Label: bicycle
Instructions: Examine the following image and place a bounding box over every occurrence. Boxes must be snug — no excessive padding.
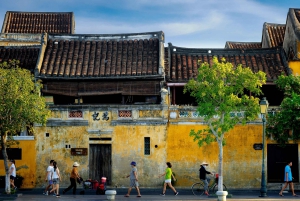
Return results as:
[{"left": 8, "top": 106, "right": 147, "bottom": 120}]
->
[{"left": 191, "top": 174, "right": 227, "bottom": 196}]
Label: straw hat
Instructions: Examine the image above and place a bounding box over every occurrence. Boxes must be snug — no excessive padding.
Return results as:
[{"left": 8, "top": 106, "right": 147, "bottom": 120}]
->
[
  {"left": 201, "top": 161, "right": 208, "bottom": 165},
  {"left": 73, "top": 162, "right": 80, "bottom": 167}
]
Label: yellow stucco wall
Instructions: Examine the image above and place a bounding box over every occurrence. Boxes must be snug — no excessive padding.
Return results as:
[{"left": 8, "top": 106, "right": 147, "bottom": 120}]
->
[
  {"left": 112, "top": 125, "right": 167, "bottom": 187},
  {"left": 167, "top": 124, "right": 264, "bottom": 188},
  {"left": 289, "top": 61, "right": 300, "bottom": 75},
  {"left": 9, "top": 105, "right": 292, "bottom": 189},
  {"left": 0, "top": 139, "right": 36, "bottom": 188},
  {"left": 34, "top": 125, "right": 90, "bottom": 188}
]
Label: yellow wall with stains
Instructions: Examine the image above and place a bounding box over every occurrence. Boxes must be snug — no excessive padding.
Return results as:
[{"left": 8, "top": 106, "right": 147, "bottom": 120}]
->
[
  {"left": 34, "top": 125, "right": 90, "bottom": 188},
  {"left": 0, "top": 139, "right": 37, "bottom": 188},
  {"left": 2, "top": 106, "right": 281, "bottom": 189},
  {"left": 289, "top": 61, "right": 300, "bottom": 75},
  {"left": 112, "top": 125, "right": 167, "bottom": 187},
  {"left": 166, "top": 124, "right": 264, "bottom": 188}
]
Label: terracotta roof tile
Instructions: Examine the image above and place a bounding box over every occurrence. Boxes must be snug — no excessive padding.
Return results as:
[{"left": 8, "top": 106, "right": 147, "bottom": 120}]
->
[
  {"left": 1, "top": 11, "right": 75, "bottom": 34},
  {"left": 39, "top": 32, "right": 164, "bottom": 79},
  {"left": 295, "top": 9, "right": 300, "bottom": 23},
  {"left": 225, "top": 42, "right": 262, "bottom": 49},
  {"left": 167, "top": 45, "right": 290, "bottom": 82},
  {"left": 0, "top": 46, "right": 40, "bottom": 72},
  {"left": 262, "top": 23, "right": 285, "bottom": 48}
]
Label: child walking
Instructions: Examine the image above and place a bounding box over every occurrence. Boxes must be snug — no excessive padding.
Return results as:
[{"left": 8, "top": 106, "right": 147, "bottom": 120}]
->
[
  {"left": 159, "top": 162, "right": 178, "bottom": 196},
  {"left": 124, "top": 161, "right": 141, "bottom": 197}
]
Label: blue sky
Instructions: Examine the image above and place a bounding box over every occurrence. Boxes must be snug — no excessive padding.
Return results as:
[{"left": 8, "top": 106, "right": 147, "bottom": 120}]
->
[{"left": 0, "top": 0, "right": 298, "bottom": 48}]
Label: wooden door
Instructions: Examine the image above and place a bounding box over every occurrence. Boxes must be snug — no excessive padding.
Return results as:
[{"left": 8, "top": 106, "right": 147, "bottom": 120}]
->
[
  {"left": 89, "top": 144, "right": 111, "bottom": 185},
  {"left": 267, "top": 144, "right": 298, "bottom": 183}
]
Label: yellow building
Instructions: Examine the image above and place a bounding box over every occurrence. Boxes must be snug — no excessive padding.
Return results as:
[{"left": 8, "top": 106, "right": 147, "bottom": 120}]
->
[{"left": 1, "top": 8, "right": 300, "bottom": 190}]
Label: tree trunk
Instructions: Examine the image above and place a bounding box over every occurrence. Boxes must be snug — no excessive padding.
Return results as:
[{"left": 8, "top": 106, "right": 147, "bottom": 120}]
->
[
  {"left": 218, "top": 140, "right": 224, "bottom": 191},
  {"left": 1, "top": 132, "right": 11, "bottom": 194}
]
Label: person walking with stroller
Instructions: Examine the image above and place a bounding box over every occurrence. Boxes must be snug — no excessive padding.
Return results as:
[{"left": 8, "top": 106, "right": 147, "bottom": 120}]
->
[
  {"left": 124, "top": 161, "right": 141, "bottom": 197},
  {"left": 159, "top": 162, "right": 178, "bottom": 196},
  {"left": 63, "top": 162, "right": 80, "bottom": 195},
  {"left": 200, "top": 161, "right": 214, "bottom": 196}
]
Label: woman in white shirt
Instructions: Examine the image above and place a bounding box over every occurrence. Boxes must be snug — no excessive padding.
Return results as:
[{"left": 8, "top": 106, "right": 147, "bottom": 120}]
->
[
  {"left": 9, "top": 159, "right": 17, "bottom": 190},
  {"left": 49, "top": 161, "right": 62, "bottom": 197}
]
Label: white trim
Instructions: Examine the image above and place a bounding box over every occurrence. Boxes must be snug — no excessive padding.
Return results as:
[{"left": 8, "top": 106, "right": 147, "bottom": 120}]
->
[{"left": 13, "top": 136, "right": 34, "bottom": 140}]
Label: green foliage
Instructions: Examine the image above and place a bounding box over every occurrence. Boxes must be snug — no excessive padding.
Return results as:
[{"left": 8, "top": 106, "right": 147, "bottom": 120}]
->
[
  {"left": 184, "top": 57, "right": 266, "bottom": 146},
  {"left": 0, "top": 60, "right": 50, "bottom": 193},
  {"left": 0, "top": 60, "right": 50, "bottom": 141},
  {"left": 266, "top": 75, "right": 300, "bottom": 144}
]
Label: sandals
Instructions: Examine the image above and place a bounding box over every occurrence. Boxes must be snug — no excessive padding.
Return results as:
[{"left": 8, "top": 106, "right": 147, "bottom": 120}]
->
[
  {"left": 279, "top": 193, "right": 284, "bottom": 196},
  {"left": 124, "top": 194, "right": 130, "bottom": 197},
  {"left": 137, "top": 195, "right": 142, "bottom": 197},
  {"left": 293, "top": 194, "right": 298, "bottom": 197}
]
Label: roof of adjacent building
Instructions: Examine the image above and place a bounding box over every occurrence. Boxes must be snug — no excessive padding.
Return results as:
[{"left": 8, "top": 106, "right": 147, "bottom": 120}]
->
[
  {"left": 0, "top": 46, "right": 40, "bottom": 72},
  {"left": 38, "top": 31, "right": 164, "bottom": 79},
  {"left": 262, "top": 23, "right": 286, "bottom": 48},
  {"left": 294, "top": 9, "right": 300, "bottom": 23},
  {"left": 225, "top": 42, "right": 262, "bottom": 49},
  {"left": 167, "top": 43, "right": 290, "bottom": 82},
  {"left": 1, "top": 11, "right": 75, "bottom": 34}
]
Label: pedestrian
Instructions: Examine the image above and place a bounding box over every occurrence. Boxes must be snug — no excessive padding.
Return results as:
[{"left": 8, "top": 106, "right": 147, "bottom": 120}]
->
[
  {"left": 43, "top": 160, "right": 54, "bottom": 195},
  {"left": 279, "top": 161, "right": 298, "bottom": 197},
  {"left": 199, "top": 161, "right": 214, "bottom": 196},
  {"left": 124, "top": 161, "right": 142, "bottom": 197},
  {"left": 49, "top": 161, "right": 62, "bottom": 197},
  {"left": 9, "top": 159, "right": 17, "bottom": 190},
  {"left": 159, "top": 162, "right": 178, "bottom": 196},
  {"left": 63, "top": 162, "right": 80, "bottom": 195}
]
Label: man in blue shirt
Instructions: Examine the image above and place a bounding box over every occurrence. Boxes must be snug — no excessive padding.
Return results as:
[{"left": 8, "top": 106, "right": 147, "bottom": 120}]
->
[{"left": 279, "top": 161, "right": 298, "bottom": 197}]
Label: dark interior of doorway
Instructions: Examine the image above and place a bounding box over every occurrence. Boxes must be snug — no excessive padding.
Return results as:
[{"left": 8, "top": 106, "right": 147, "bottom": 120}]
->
[
  {"left": 89, "top": 144, "right": 111, "bottom": 185},
  {"left": 267, "top": 144, "right": 299, "bottom": 183}
]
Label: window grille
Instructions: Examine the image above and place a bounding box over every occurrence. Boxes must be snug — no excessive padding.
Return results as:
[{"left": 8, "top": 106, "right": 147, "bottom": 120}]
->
[
  {"left": 69, "top": 110, "right": 83, "bottom": 118},
  {"left": 118, "top": 110, "right": 132, "bottom": 118},
  {"left": 144, "top": 137, "right": 150, "bottom": 155}
]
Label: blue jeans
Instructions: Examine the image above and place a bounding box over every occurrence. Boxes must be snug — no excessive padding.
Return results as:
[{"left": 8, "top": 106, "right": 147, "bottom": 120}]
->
[{"left": 201, "top": 178, "right": 211, "bottom": 191}]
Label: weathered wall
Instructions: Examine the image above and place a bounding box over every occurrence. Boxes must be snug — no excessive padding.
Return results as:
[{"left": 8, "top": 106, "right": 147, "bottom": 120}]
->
[
  {"left": 167, "top": 123, "right": 263, "bottom": 188},
  {"left": 112, "top": 124, "right": 167, "bottom": 187},
  {"left": 289, "top": 61, "right": 300, "bottom": 75},
  {"left": 0, "top": 139, "right": 36, "bottom": 188},
  {"left": 34, "top": 125, "right": 90, "bottom": 188}
]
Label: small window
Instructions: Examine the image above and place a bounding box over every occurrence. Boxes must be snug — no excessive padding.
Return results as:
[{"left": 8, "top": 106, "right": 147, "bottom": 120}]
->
[
  {"left": 144, "top": 137, "right": 150, "bottom": 155},
  {"left": 0, "top": 148, "right": 22, "bottom": 160}
]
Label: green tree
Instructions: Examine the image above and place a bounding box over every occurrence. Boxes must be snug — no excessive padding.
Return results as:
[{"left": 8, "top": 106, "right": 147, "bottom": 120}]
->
[
  {"left": 266, "top": 74, "right": 300, "bottom": 144},
  {"left": 0, "top": 60, "right": 50, "bottom": 194},
  {"left": 184, "top": 57, "right": 266, "bottom": 192}
]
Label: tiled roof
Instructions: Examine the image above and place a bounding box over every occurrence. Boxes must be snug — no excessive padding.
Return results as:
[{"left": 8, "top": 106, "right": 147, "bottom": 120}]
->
[
  {"left": 164, "top": 47, "right": 169, "bottom": 79},
  {"left": 0, "top": 46, "right": 40, "bottom": 72},
  {"left": 225, "top": 42, "right": 262, "bottom": 49},
  {"left": 262, "top": 23, "right": 286, "bottom": 48},
  {"left": 0, "top": 33, "right": 42, "bottom": 46},
  {"left": 166, "top": 44, "right": 290, "bottom": 82},
  {"left": 295, "top": 9, "right": 300, "bottom": 23},
  {"left": 1, "top": 11, "right": 75, "bottom": 34},
  {"left": 38, "top": 32, "right": 164, "bottom": 79}
]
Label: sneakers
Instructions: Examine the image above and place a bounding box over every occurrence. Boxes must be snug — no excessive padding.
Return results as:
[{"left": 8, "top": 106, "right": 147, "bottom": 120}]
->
[
  {"left": 44, "top": 191, "right": 49, "bottom": 195},
  {"left": 14, "top": 187, "right": 17, "bottom": 190},
  {"left": 160, "top": 193, "right": 165, "bottom": 196},
  {"left": 56, "top": 194, "right": 60, "bottom": 197},
  {"left": 174, "top": 191, "right": 179, "bottom": 196},
  {"left": 53, "top": 193, "right": 56, "bottom": 196}
]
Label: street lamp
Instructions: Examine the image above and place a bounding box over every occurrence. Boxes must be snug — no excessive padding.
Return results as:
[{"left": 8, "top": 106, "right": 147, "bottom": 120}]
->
[{"left": 259, "top": 97, "right": 268, "bottom": 197}]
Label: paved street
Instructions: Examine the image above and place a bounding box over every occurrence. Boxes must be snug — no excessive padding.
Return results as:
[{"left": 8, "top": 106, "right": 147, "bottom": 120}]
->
[{"left": 1, "top": 188, "right": 300, "bottom": 201}]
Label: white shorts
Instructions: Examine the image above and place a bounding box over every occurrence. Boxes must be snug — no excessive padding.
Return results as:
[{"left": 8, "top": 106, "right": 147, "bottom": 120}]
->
[{"left": 165, "top": 179, "right": 171, "bottom": 183}]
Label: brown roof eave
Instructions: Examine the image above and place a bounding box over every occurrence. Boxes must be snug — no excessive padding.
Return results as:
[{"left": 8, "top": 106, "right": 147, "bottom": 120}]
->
[{"left": 36, "top": 75, "right": 164, "bottom": 80}]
